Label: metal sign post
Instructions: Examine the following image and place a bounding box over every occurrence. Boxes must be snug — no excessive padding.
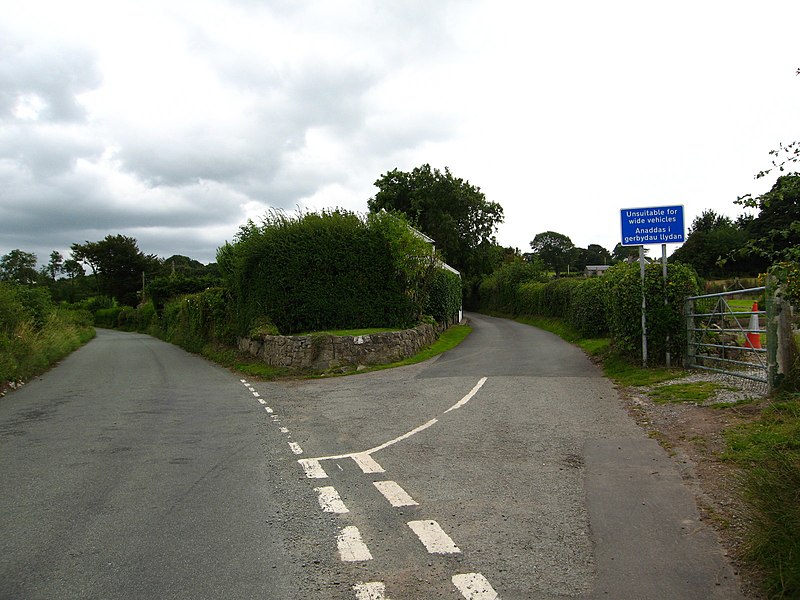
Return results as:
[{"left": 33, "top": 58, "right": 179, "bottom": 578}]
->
[
  {"left": 639, "top": 245, "right": 647, "bottom": 367},
  {"left": 621, "top": 206, "right": 685, "bottom": 368}
]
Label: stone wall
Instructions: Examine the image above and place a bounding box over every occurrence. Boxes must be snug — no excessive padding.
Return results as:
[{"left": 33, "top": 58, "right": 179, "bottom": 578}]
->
[{"left": 237, "top": 323, "right": 442, "bottom": 371}]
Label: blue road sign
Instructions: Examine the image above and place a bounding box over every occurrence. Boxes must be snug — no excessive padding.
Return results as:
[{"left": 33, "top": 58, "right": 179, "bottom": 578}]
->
[{"left": 620, "top": 205, "right": 685, "bottom": 246}]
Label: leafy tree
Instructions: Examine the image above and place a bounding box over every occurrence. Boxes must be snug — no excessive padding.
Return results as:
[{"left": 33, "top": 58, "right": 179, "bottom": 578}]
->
[
  {"left": 732, "top": 173, "right": 800, "bottom": 267},
  {"left": 368, "top": 164, "right": 504, "bottom": 278},
  {"left": 611, "top": 243, "right": 645, "bottom": 263},
  {"left": 575, "top": 243, "right": 612, "bottom": 270},
  {"left": 529, "top": 231, "right": 577, "bottom": 276},
  {"left": 0, "top": 250, "right": 39, "bottom": 284},
  {"left": 71, "top": 235, "right": 161, "bottom": 306},
  {"left": 63, "top": 258, "right": 85, "bottom": 279},
  {"left": 159, "top": 255, "right": 219, "bottom": 278},
  {"left": 670, "top": 210, "right": 753, "bottom": 277},
  {"left": 42, "top": 251, "right": 64, "bottom": 281}
]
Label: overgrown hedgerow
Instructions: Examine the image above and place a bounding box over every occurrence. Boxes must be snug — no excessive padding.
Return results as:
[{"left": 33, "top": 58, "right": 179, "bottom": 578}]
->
[
  {"left": 0, "top": 282, "right": 95, "bottom": 384},
  {"left": 218, "top": 209, "right": 441, "bottom": 335}
]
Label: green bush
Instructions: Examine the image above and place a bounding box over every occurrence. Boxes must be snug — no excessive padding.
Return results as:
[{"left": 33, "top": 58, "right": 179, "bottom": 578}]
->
[
  {"left": 219, "top": 209, "right": 437, "bottom": 335},
  {"left": 0, "top": 282, "right": 95, "bottom": 383},
  {"left": 603, "top": 262, "right": 699, "bottom": 363},
  {"left": 146, "top": 274, "right": 221, "bottom": 310},
  {"left": 479, "top": 261, "right": 547, "bottom": 313},
  {"left": 94, "top": 306, "right": 125, "bottom": 328},
  {"left": 159, "top": 288, "right": 234, "bottom": 352},
  {"left": 425, "top": 269, "right": 462, "bottom": 325},
  {"left": 570, "top": 277, "right": 609, "bottom": 337}
]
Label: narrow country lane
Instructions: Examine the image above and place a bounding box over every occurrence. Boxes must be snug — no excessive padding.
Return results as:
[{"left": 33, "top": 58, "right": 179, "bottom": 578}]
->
[
  {"left": 0, "top": 329, "right": 338, "bottom": 600},
  {"left": 1, "top": 316, "right": 744, "bottom": 599}
]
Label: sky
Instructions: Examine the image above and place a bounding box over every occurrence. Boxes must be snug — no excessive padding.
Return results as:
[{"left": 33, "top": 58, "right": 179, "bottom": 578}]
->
[{"left": 1, "top": 0, "right": 799, "bottom": 266}]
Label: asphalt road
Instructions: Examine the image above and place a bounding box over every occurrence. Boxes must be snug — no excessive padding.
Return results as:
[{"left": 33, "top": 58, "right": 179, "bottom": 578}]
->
[{"left": 0, "top": 314, "right": 744, "bottom": 599}]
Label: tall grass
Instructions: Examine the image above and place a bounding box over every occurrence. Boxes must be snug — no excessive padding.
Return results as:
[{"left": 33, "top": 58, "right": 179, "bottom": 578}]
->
[
  {"left": 725, "top": 398, "right": 800, "bottom": 598},
  {"left": 1, "top": 283, "right": 95, "bottom": 384}
]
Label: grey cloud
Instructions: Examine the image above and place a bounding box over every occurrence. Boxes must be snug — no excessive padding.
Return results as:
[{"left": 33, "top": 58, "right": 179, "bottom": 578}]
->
[
  {"left": 0, "top": 31, "right": 101, "bottom": 123},
  {"left": 0, "top": 123, "right": 104, "bottom": 177}
]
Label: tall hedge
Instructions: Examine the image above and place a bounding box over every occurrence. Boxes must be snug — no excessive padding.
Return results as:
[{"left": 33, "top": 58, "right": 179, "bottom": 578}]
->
[
  {"left": 425, "top": 269, "right": 462, "bottom": 325},
  {"left": 603, "top": 262, "right": 699, "bottom": 362},
  {"left": 479, "top": 260, "right": 547, "bottom": 314},
  {"left": 159, "top": 288, "right": 234, "bottom": 352},
  {"left": 218, "top": 209, "right": 438, "bottom": 335}
]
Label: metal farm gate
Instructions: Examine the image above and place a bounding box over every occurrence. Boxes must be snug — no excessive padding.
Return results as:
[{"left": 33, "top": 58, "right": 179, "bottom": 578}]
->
[{"left": 685, "top": 287, "right": 769, "bottom": 386}]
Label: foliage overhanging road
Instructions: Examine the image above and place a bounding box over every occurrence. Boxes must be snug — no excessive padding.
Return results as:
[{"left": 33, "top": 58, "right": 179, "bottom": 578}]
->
[{"left": 0, "top": 316, "right": 744, "bottom": 599}]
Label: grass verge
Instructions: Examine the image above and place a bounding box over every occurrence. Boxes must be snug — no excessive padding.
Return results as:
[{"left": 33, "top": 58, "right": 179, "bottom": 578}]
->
[
  {"left": 722, "top": 395, "right": 800, "bottom": 598},
  {"left": 295, "top": 327, "right": 398, "bottom": 337},
  {"left": 1, "top": 308, "right": 96, "bottom": 391},
  {"left": 200, "top": 345, "right": 290, "bottom": 380}
]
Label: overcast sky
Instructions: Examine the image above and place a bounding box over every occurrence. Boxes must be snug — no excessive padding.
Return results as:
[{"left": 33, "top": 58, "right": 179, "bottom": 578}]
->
[{"left": 2, "top": 0, "right": 799, "bottom": 266}]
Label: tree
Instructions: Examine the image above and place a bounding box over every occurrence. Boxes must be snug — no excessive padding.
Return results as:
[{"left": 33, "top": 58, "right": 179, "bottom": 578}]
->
[
  {"left": 574, "top": 243, "right": 612, "bottom": 270},
  {"left": 529, "top": 231, "right": 577, "bottom": 276},
  {"left": 368, "top": 164, "right": 504, "bottom": 278},
  {"left": 71, "top": 235, "right": 161, "bottom": 306},
  {"left": 42, "top": 251, "right": 64, "bottom": 281},
  {"left": 670, "top": 210, "right": 752, "bottom": 277},
  {"left": 0, "top": 249, "right": 39, "bottom": 284},
  {"left": 732, "top": 173, "right": 800, "bottom": 266},
  {"left": 611, "top": 243, "right": 645, "bottom": 263}
]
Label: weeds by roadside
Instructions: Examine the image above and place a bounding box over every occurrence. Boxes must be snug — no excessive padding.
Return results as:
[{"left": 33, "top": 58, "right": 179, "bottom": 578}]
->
[
  {"left": 1, "top": 282, "right": 95, "bottom": 394},
  {"left": 723, "top": 396, "right": 800, "bottom": 599}
]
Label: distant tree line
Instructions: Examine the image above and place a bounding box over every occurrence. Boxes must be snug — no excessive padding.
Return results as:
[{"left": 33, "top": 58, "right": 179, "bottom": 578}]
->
[{"left": 0, "top": 235, "right": 220, "bottom": 307}]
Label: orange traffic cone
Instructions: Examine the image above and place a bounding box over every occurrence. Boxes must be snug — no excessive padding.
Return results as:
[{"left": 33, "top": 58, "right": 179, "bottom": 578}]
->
[{"left": 745, "top": 302, "right": 761, "bottom": 349}]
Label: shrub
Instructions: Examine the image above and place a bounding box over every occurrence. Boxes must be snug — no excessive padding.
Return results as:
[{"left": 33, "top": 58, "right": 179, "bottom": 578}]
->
[
  {"left": 160, "top": 287, "right": 235, "bottom": 352},
  {"left": 603, "top": 262, "right": 699, "bottom": 363},
  {"left": 0, "top": 282, "right": 95, "bottom": 383},
  {"left": 94, "top": 306, "right": 125, "bottom": 328},
  {"left": 479, "top": 261, "right": 547, "bottom": 313},
  {"left": 425, "top": 269, "right": 462, "bottom": 325},
  {"left": 570, "top": 277, "right": 609, "bottom": 337},
  {"left": 219, "top": 209, "right": 437, "bottom": 335}
]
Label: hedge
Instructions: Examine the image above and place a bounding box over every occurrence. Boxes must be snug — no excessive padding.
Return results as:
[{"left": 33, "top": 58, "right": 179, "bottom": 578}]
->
[
  {"left": 425, "top": 269, "right": 462, "bottom": 325},
  {"left": 602, "top": 262, "right": 699, "bottom": 362},
  {"left": 218, "top": 209, "right": 438, "bottom": 335}
]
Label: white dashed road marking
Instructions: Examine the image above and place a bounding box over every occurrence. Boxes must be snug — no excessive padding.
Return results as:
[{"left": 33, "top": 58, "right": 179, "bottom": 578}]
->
[
  {"left": 314, "top": 486, "right": 349, "bottom": 513},
  {"left": 352, "top": 453, "right": 385, "bottom": 474},
  {"left": 373, "top": 481, "right": 418, "bottom": 507},
  {"left": 299, "top": 458, "right": 328, "bottom": 479},
  {"left": 353, "top": 581, "right": 390, "bottom": 599},
  {"left": 337, "top": 526, "right": 373, "bottom": 562},
  {"left": 452, "top": 573, "right": 500, "bottom": 599},
  {"left": 407, "top": 520, "right": 461, "bottom": 554},
  {"left": 241, "top": 378, "right": 499, "bottom": 596}
]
